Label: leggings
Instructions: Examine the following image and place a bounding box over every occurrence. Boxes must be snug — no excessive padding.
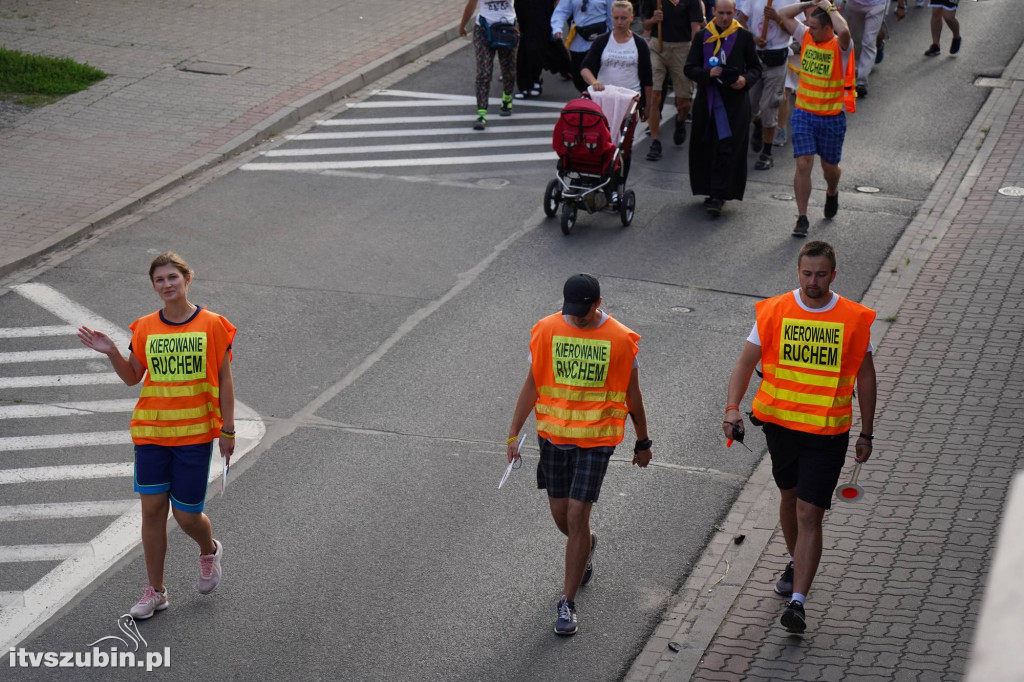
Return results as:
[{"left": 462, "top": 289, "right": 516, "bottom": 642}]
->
[{"left": 474, "top": 25, "right": 517, "bottom": 110}]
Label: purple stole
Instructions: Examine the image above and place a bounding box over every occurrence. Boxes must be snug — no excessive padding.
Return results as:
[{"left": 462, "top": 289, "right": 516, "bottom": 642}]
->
[{"left": 703, "top": 32, "right": 739, "bottom": 140}]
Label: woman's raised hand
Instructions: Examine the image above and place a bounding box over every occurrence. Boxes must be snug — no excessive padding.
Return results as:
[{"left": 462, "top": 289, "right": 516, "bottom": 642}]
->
[{"left": 77, "top": 326, "right": 117, "bottom": 356}]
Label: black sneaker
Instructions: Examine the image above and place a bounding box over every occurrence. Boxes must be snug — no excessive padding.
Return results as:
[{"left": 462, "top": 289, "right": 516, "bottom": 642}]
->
[
  {"left": 673, "top": 120, "right": 687, "bottom": 145},
  {"left": 774, "top": 561, "right": 794, "bottom": 596},
  {"left": 856, "top": 84, "right": 867, "bottom": 98},
  {"left": 555, "top": 598, "right": 578, "bottom": 636},
  {"left": 646, "top": 139, "right": 662, "bottom": 161},
  {"left": 824, "top": 191, "right": 839, "bottom": 219},
  {"left": 706, "top": 197, "right": 724, "bottom": 217},
  {"left": 473, "top": 113, "right": 487, "bottom": 131},
  {"left": 500, "top": 94, "right": 512, "bottom": 117},
  {"left": 751, "top": 120, "right": 763, "bottom": 153},
  {"left": 924, "top": 44, "right": 940, "bottom": 57},
  {"left": 792, "top": 215, "right": 809, "bottom": 237},
  {"left": 580, "top": 533, "right": 597, "bottom": 586},
  {"left": 755, "top": 152, "right": 774, "bottom": 170},
  {"left": 951, "top": 36, "right": 961, "bottom": 54},
  {"left": 781, "top": 600, "right": 806, "bottom": 633}
]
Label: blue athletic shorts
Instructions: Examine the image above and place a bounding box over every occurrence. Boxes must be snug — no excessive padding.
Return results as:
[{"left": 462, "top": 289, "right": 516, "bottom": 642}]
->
[
  {"left": 134, "top": 441, "right": 214, "bottom": 513},
  {"left": 537, "top": 437, "right": 615, "bottom": 503},
  {"left": 791, "top": 108, "right": 847, "bottom": 165}
]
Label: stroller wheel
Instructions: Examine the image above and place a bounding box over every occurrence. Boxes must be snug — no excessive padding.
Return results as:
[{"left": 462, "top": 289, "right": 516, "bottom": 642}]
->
[
  {"left": 544, "top": 179, "right": 561, "bottom": 218},
  {"left": 619, "top": 190, "right": 636, "bottom": 227},
  {"left": 560, "top": 202, "right": 577, "bottom": 235}
]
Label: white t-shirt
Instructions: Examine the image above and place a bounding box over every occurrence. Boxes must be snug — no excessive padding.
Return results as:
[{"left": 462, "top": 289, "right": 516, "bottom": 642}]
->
[
  {"left": 738, "top": 0, "right": 800, "bottom": 51},
  {"left": 747, "top": 290, "right": 874, "bottom": 353},
  {"left": 599, "top": 36, "right": 642, "bottom": 94},
  {"left": 477, "top": 0, "right": 516, "bottom": 24}
]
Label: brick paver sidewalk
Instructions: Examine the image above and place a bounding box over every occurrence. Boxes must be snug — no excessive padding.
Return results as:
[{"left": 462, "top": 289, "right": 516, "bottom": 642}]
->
[
  {"left": 0, "top": 0, "right": 464, "bottom": 276},
  {"left": 625, "top": 48, "right": 1024, "bottom": 682}
]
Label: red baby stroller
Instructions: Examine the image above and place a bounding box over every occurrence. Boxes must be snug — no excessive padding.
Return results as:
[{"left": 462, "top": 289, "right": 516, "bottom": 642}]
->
[{"left": 543, "top": 90, "right": 639, "bottom": 235}]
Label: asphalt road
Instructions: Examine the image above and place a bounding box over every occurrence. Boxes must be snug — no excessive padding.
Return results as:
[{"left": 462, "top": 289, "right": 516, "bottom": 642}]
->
[{"left": 3, "top": 4, "right": 1022, "bottom": 680}]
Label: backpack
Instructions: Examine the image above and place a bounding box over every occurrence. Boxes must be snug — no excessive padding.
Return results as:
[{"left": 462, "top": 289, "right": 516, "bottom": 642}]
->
[{"left": 551, "top": 97, "right": 616, "bottom": 174}]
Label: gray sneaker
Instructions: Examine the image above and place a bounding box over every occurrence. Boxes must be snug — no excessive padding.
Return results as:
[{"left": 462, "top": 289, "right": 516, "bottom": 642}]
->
[
  {"left": 198, "top": 539, "right": 222, "bottom": 594},
  {"left": 774, "top": 561, "right": 794, "bottom": 596},
  {"left": 130, "top": 586, "right": 168, "bottom": 620}
]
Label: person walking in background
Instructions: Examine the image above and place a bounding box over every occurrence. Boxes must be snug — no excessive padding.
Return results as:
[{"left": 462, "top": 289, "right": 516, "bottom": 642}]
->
[
  {"left": 506, "top": 274, "right": 652, "bottom": 636},
  {"left": 737, "top": 0, "right": 801, "bottom": 170},
  {"left": 924, "top": 0, "right": 961, "bottom": 57},
  {"left": 460, "top": 0, "right": 519, "bottom": 130},
  {"left": 515, "top": 0, "right": 563, "bottom": 98},
  {"left": 639, "top": 0, "right": 704, "bottom": 161},
  {"left": 684, "top": 0, "right": 762, "bottom": 217},
  {"left": 843, "top": 0, "right": 887, "bottom": 97},
  {"left": 722, "top": 241, "right": 877, "bottom": 634},
  {"left": 778, "top": 0, "right": 855, "bottom": 237},
  {"left": 77, "top": 252, "right": 236, "bottom": 620},
  {"left": 551, "top": 0, "right": 615, "bottom": 93}
]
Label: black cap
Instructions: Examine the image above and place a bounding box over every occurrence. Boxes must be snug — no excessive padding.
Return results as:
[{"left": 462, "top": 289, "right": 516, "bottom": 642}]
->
[{"left": 562, "top": 274, "right": 600, "bottom": 317}]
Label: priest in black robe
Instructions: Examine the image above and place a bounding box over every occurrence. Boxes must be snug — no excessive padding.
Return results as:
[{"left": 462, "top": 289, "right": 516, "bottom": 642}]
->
[{"left": 684, "top": 0, "right": 762, "bottom": 217}]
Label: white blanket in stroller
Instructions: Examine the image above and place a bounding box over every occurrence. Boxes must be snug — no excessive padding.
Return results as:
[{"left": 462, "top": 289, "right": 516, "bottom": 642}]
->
[{"left": 587, "top": 85, "right": 639, "bottom": 148}]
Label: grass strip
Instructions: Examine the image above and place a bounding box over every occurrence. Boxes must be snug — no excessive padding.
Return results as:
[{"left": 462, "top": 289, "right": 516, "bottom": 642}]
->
[{"left": 0, "top": 46, "right": 106, "bottom": 105}]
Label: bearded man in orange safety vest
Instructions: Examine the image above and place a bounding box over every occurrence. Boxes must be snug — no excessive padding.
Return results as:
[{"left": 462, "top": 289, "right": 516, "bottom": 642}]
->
[
  {"left": 778, "top": 0, "right": 856, "bottom": 238},
  {"left": 722, "top": 241, "right": 877, "bottom": 635},
  {"left": 505, "top": 273, "right": 653, "bottom": 637}
]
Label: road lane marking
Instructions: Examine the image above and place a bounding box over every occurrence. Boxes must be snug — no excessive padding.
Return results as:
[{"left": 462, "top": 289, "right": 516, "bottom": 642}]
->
[
  {"left": 0, "top": 463, "right": 132, "bottom": 485},
  {"left": 0, "top": 373, "right": 123, "bottom": 389},
  {"left": 317, "top": 112, "right": 559, "bottom": 126},
  {"left": 349, "top": 96, "right": 564, "bottom": 110},
  {"left": 0, "top": 399, "right": 135, "bottom": 419},
  {"left": 0, "top": 431, "right": 130, "bottom": 451},
  {"left": 0, "top": 326, "right": 78, "bottom": 338},
  {"left": 0, "top": 349, "right": 97, "bottom": 364},
  {"left": 288, "top": 124, "right": 557, "bottom": 141},
  {"left": 243, "top": 151, "right": 557, "bottom": 172},
  {"left": 0, "top": 544, "right": 94, "bottom": 563},
  {"left": 0, "top": 592, "right": 24, "bottom": 608},
  {"left": 0, "top": 500, "right": 137, "bottom": 522},
  {"left": 11, "top": 284, "right": 131, "bottom": 349},
  {"left": 262, "top": 137, "right": 552, "bottom": 157}
]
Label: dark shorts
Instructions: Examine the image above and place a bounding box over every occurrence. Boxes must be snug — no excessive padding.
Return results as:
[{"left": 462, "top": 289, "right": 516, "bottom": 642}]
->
[
  {"left": 929, "top": 0, "right": 958, "bottom": 9},
  {"left": 537, "top": 437, "right": 615, "bottom": 503},
  {"left": 763, "top": 423, "right": 849, "bottom": 510},
  {"left": 792, "top": 108, "right": 847, "bottom": 165},
  {"left": 134, "top": 441, "right": 214, "bottom": 513}
]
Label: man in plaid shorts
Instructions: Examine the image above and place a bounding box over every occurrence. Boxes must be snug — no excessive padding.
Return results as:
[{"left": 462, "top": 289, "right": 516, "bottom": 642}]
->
[
  {"left": 778, "top": 0, "right": 854, "bottom": 237},
  {"left": 506, "top": 274, "right": 653, "bottom": 636}
]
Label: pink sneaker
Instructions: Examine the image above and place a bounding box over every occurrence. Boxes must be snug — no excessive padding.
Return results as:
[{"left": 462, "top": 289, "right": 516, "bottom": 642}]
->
[
  {"left": 129, "top": 586, "right": 168, "bottom": 619},
  {"left": 198, "top": 539, "right": 222, "bottom": 594}
]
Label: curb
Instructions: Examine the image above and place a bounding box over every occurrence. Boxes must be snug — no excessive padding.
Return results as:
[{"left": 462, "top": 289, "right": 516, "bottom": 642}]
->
[
  {"left": 625, "top": 38, "right": 1024, "bottom": 682},
  {"left": 0, "top": 23, "right": 462, "bottom": 280}
]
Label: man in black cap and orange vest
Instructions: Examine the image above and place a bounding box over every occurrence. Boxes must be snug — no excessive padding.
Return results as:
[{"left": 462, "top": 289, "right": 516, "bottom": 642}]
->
[
  {"left": 506, "top": 273, "right": 653, "bottom": 636},
  {"left": 722, "top": 241, "right": 876, "bottom": 634}
]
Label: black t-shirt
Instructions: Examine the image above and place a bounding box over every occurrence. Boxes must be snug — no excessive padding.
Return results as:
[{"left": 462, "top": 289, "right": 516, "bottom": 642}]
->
[{"left": 640, "top": 0, "right": 705, "bottom": 43}]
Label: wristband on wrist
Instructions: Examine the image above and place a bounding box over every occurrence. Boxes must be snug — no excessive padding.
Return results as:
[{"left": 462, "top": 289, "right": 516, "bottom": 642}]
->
[
  {"left": 505, "top": 436, "right": 518, "bottom": 445},
  {"left": 220, "top": 430, "right": 235, "bottom": 439},
  {"left": 725, "top": 405, "right": 740, "bottom": 412},
  {"left": 634, "top": 438, "right": 653, "bottom": 453},
  {"left": 858, "top": 433, "right": 873, "bottom": 440}
]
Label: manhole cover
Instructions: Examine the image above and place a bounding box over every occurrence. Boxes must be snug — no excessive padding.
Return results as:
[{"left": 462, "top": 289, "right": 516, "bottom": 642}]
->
[
  {"left": 671, "top": 306, "right": 693, "bottom": 314},
  {"left": 975, "top": 77, "right": 1013, "bottom": 89},
  {"left": 856, "top": 186, "right": 881, "bottom": 193},
  {"left": 772, "top": 193, "right": 794, "bottom": 201},
  {"left": 476, "top": 178, "right": 510, "bottom": 189},
  {"left": 998, "top": 186, "right": 1024, "bottom": 197}
]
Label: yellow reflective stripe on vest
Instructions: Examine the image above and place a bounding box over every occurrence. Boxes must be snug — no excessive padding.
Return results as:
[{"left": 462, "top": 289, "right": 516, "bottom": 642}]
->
[
  {"left": 763, "top": 365, "right": 856, "bottom": 389},
  {"left": 758, "top": 381, "right": 852, "bottom": 409},
  {"left": 535, "top": 402, "right": 628, "bottom": 423},
  {"left": 539, "top": 421, "right": 624, "bottom": 440},
  {"left": 132, "top": 402, "right": 221, "bottom": 422},
  {"left": 795, "top": 98, "right": 843, "bottom": 113},
  {"left": 130, "top": 419, "right": 220, "bottom": 439},
  {"left": 139, "top": 382, "right": 220, "bottom": 399},
  {"left": 752, "top": 399, "right": 852, "bottom": 429},
  {"left": 538, "top": 385, "right": 627, "bottom": 403},
  {"left": 799, "top": 73, "right": 845, "bottom": 89}
]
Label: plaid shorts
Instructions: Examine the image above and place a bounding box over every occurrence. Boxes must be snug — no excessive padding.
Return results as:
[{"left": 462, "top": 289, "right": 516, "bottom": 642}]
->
[
  {"left": 791, "top": 108, "right": 847, "bottom": 165},
  {"left": 929, "top": 0, "right": 958, "bottom": 8},
  {"left": 537, "top": 437, "right": 615, "bottom": 503}
]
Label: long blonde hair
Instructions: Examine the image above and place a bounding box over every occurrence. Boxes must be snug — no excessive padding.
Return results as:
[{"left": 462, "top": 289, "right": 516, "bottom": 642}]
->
[{"left": 148, "top": 252, "right": 193, "bottom": 282}]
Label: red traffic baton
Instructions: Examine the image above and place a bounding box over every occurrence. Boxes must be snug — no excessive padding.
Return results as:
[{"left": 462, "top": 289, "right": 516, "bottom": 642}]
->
[{"left": 835, "top": 462, "right": 865, "bottom": 502}]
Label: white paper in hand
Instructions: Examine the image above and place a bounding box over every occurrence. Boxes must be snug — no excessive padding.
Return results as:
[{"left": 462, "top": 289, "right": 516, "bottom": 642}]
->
[
  {"left": 220, "top": 459, "right": 229, "bottom": 497},
  {"left": 498, "top": 434, "right": 527, "bottom": 489}
]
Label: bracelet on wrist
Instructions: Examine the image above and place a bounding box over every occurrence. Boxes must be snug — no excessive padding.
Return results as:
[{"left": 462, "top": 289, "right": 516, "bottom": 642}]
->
[
  {"left": 858, "top": 433, "right": 873, "bottom": 440},
  {"left": 506, "top": 436, "right": 518, "bottom": 445},
  {"left": 220, "top": 431, "right": 236, "bottom": 439}
]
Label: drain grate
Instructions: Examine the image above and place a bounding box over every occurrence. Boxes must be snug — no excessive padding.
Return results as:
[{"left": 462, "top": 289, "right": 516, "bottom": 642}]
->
[
  {"left": 974, "top": 76, "right": 1013, "bottom": 89},
  {"left": 997, "top": 186, "right": 1024, "bottom": 197},
  {"left": 175, "top": 60, "right": 249, "bottom": 76}
]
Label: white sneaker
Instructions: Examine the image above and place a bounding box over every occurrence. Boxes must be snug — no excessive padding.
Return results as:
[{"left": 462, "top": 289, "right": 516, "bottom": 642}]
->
[
  {"left": 198, "top": 539, "right": 222, "bottom": 594},
  {"left": 130, "top": 586, "right": 168, "bottom": 619}
]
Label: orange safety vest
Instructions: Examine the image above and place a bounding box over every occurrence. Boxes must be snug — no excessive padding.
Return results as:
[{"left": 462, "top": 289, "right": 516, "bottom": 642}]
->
[
  {"left": 529, "top": 312, "right": 639, "bottom": 448},
  {"left": 129, "top": 307, "right": 236, "bottom": 446},
  {"left": 751, "top": 292, "right": 874, "bottom": 435},
  {"left": 795, "top": 30, "right": 856, "bottom": 116}
]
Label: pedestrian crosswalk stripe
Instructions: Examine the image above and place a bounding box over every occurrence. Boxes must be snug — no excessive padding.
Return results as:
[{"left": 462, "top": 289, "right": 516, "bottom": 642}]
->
[
  {"left": 0, "top": 399, "right": 136, "bottom": 419},
  {"left": 0, "top": 592, "right": 23, "bottom": 608},
  {"left": 11, "top": 283, "right": 130, "bottom": 348},
  {"left": 263, "top": 137, "right": 552, "bottom": 157},
  {"left": 0, "top": 373, "right": 123, "bottom": 389},
  {"left": 0, "top": 348, "right": 97, "bottom": 364},
  {"left": 244, "top": 152, "right": 557, "bottom": 172},
  {"left": 373, "top": 89, "right": 567, "bottom": 109},
  {"left": 349, "top": 97, "right": 565, "bottom": 110},
  {"left": 0, "top": 544, "right": 93, "bottom": 563},
  {"left": 0, "top": 463, "right": 132, "bottom": 485},
  {"left": 289, "top": 124, "right": 556, "bottom": 141},
  {"left": 318, "top": 112, "right": 559, "bottom": 126},
  {"left": 0, "top": 325, "right": 78, "bottom": 338},
  {"left": 0, "top": 500, "right": 136, "bottom": 522},
  {"left": 0, "top": 431, "right": 130, "bottom": 451}
]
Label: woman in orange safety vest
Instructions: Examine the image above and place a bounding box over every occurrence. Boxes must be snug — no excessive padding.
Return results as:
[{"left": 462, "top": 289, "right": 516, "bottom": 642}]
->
[{"left": 78, "top": 251, "right": 236, "bottom": 621}]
